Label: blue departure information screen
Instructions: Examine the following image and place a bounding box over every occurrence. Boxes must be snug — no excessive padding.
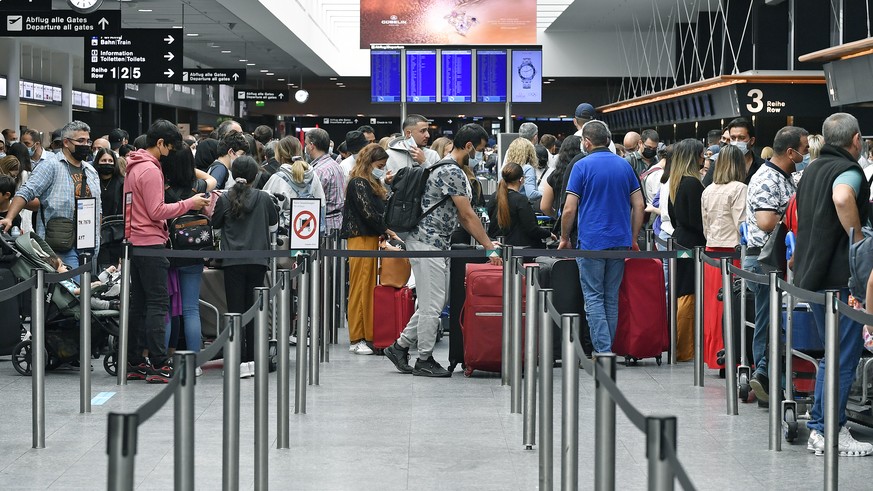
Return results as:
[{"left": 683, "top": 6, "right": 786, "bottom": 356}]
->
[
  {"left": 406, "top": 50, "right": 437, "bottom": 103},
  {"left": 476, "top": 50, "right": 507, "bottom": 103},
  {"left": 440, "top": 50, "right": 472, "bottom": 103},
  {"left": 370, "top": 49, "right": 401, "bottom": 103}
]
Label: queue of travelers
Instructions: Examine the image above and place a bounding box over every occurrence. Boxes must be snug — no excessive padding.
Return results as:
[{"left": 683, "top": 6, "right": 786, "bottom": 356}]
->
[{"left": 1, "top": 109, "right": 873, "bottom": 457}]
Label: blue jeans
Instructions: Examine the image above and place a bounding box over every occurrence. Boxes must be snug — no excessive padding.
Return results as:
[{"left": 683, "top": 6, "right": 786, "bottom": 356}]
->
[
  {"left": 165, "top": 264, "right": 204, "bottom": 353},
  {"left": 577, "top": 251, "right": 626, "bottom": 353},
  {"left": 743, "top": 255, "right": 769, "bottom": 377},
  {"left": 807, "top": 288, "right": 864, "bottom": 433}
]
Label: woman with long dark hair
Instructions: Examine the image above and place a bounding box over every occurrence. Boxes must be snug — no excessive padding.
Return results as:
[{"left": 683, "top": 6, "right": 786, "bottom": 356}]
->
[
  {"left": 668, "top": 138, "right": 707, "bottom": 362},
  {"left": 94, "top": 148, "right": 124, "bottom": 217},
  {"left": 487, "top": 162, "right": 554, "bottom": 247},
  {"left": 213, "top": 156, "right": 278, "bottom": 378},
  {"left": 341, "top": 143, "right": 400, "bottom": 354}
]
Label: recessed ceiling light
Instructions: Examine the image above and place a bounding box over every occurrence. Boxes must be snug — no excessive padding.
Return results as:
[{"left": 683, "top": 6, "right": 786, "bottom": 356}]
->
[
  {"left": 266, "top": 72, "right": 274, "bottom": 76},
  {"left": 543, "top": 81, "right": 551, "bottom": 84},
  {"left": 239, "top": 59, "right": 247, "bottom": 62},
  {"left": 211, "top": 45, "right": 221, "bottom": 48},
  {"left": 172, "top": 26, "right": 183, "bottom": 29},
  {"left": 260, "top": 69, "right": 268, "bottom": 73},
  {"left": 246, "top": 63, "right": 256, "bottom": 66},
  {"left": 138, "top": 9, "right": 153, "bottom": 12},
  {"left": 336, "top": 82, "right": 343, "bottom": 85},
  {"left": 221, "top": 50, "right": 231, "bottom": 54},
  {"left": 329, "top": 77, "right": 337, "bottom": 81},
  {"left": 186, "top": 33, "right": 199, "bottom": 37},
  {"left": 277, "top": 78, "right": 285, "bottom": 81}
]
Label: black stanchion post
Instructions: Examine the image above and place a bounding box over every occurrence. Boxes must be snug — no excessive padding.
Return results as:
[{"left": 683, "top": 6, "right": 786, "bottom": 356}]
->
[
  {"left": 174, "top": 351, "right": 196, "bottom": 490},
  {"left": 106, "top": 412, "right": 138, "bottom": 491},
  {"left": 594, "top": 353, "right": 617, "bottom": 491},
  {"left": 824, "top": 290, "right": 839, "bottom": 490},
  {"left": 510, "top": 257, "right": 523, "bottom": 414},
  {"left": 79, "top": 253, "right": 92, "bottom": 414},
  {"left": 523, "top": 263, "right": 539, "bottom": 449},
  {"left": 31, "top": 268, "right": 45, "bottom": 449},
  {"left": 310, "top": 252, "right": 321, "bottom": 385},
  {"left": 737, "top": 243, "right": 752, "bottom": 400},
  {"left": 768, "top": 271, "right": 782, "bottom": 451},
  {"left": 117, "top": 242, "right": 132, "bottom": 385},
  {"left": 721, "top": 258, "right": 739, "bottom": 416},
  {"left": 337, "top": 240, "right": 347, "bottom": 341},
  {"left": 321, "top": 237, "right": 331, "bottom": 362},
  {"left": 254, "top": 287, "right": 269, "bottom": 490},
  {"left": 646, "top": 415, "right": 677, "bottom": 491}
]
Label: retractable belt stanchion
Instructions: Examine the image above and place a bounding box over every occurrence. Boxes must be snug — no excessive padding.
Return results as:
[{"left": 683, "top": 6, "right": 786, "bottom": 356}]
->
[
  {"left": 721, "top": 258, "right": 738, "bottom": 416},
  {"left": 31, "top": 268, "right": 45, "bottom": 449},
  {"left": 668, "top": 239, "right": 678, "bottom": 365},
  {"left": 254, "top": 287, "right": 270, "bottom": 490},
  {"left": 510, "top": 257, "right": 523, "bottom": 414},
  {"left": 270, "top": 232, "right": 278, "bottom": 340},
  {"left": 222, "top": 314, "right": 241, "bottom": 491},
  {"left": 538, "top": 289, "right": 554, "bottom": 490},
  {"left": 737, "top": 241, "right": 752, "bottom": 399},
  {"left": 646, "top": 416, "right": 677, "bottom": 491},
  {"left": 594, "top": 353, "right": 617, "bottom": 491},
  {"left": 79, "top": 253, "right": 92, "bottom": 414},
  {"left": 337, "top": 240, "right": 347, "bottom": 339},
  {"left": 693, "top": 246, "right": 704, "bottom": 386},
  {"left": 117, "top": 242, "right": 132, "bottom": 385},
  {"left": 331, "top": 230, "right": 340, "bottom": 345},
  {"left": 322, "top": 237, "right": 331, "bottom": 362},
  {"left": 561, "top": 314, "right": 580, "bottom": 491},
  {"left": 277, "top": 269, "right": 291, "bottom": 449},
  {"left": 823, "top": 290, "right": 839, "bottom": 490},
  {"left": 174, "top": 351, "right": 196, "bottom": 491},
  {"left": 768, "top": 271, "right": 782, "bottom": 451},
  {"left": 523, "top": 263, "right": 539, "bottom": 448},
  {"left": 106, "top": 412, "right": 138, "bottom": 491},
  {"left": 310, "top": 252, "right": 321, "bottom": 385},
  {"left": 501, "top": 243, "right": 512, "bottom": 387},
  {"left": 296, "top": 254, "right": 310, "bottom": 413}
]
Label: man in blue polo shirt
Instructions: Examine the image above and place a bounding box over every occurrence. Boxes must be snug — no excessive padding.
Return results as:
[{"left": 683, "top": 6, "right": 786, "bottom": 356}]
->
[{"left": 558, "top": 120, "right": 644, "bottom": 353}]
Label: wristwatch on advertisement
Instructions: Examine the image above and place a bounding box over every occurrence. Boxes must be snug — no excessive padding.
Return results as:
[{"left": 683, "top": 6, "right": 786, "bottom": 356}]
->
[{"left": 518, "top": 58, "right": 536, "bottom": 89}]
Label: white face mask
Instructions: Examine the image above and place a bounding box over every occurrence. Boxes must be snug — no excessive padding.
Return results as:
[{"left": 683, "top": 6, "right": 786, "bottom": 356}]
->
[{"left": 730, "top": 141, "right": 749, "bottom": 154}]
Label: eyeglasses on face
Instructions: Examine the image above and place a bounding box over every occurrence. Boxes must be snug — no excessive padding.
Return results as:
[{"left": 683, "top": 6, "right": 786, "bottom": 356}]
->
[{"left": 66, "top": 137, "right": 93, "bottom": 145}]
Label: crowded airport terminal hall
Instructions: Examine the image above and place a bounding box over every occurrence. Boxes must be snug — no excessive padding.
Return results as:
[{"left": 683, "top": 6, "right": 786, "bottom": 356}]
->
[{"left": 4, "top": 0, "right": 873, "bottom": 489}]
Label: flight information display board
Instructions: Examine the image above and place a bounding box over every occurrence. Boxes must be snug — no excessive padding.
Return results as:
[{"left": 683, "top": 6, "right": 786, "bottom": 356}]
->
[
  {"left": 440, "top": 50, "right": 472, "bottom": 103},
  {"left": 511, "top": 49, "right": 542, "bottom": 103},
  {"left": 477, "top": 49, "right": 507, "bottom": 103},
  {"left": 370, "top": 49, "right": 401, "bottom": 103},
  {"left": 406, "top": 49, "right": 437, "bottom": 103}
]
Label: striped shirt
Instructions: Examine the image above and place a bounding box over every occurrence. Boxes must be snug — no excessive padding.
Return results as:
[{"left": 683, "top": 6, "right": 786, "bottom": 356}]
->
[{"left": 311, "top": 154, "right": 345, "bottom": 233}]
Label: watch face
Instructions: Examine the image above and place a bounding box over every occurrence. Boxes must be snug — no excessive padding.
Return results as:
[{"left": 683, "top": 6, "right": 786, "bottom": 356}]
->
[
  {"left": 519, "top": 65, "right": 535, "bottom": 79},
  {"left": 68, "top": 0, "right": 103, "bottom": 14}
]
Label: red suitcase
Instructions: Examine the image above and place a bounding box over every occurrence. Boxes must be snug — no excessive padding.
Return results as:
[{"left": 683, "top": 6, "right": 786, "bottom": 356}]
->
[
  {"left": 373, "top": 286, "right": 415, "bottom": 349},
  {"left": 460, "top": 263, "right": 526, "bottom": 376},
  {"left": 614, "top": 258, "right": 668, "bottom": 364}
]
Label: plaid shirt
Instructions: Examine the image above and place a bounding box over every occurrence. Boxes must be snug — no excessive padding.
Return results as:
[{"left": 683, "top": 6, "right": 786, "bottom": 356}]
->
[
  {"left": 311, "top": 153, "right": 345, "bottom": 233},
  {"left": 16, "top": 155, "right": 101, "bottom": 239}
]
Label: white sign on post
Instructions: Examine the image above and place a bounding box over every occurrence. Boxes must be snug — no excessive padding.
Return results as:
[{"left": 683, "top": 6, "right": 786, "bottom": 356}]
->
[
  {"left": 76, "top": 197, "right": 97, "bottom": 251},
  {"left": 289, "top": 198, "right": 321, "bottom": 250}
]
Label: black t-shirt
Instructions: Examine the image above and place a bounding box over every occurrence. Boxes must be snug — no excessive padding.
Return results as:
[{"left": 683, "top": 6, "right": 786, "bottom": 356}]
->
[{"left": 0, "top": 209, "right": 22, "bottom": 230}]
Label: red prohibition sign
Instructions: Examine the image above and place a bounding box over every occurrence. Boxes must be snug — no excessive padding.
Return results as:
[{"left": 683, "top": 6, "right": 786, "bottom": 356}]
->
[{"left": 294, "top": 210, "right": 317, "bottom": 240}]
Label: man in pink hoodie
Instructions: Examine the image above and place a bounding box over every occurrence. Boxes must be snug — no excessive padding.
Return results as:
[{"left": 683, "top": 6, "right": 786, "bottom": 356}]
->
[{"left": 124, "top": 119, "right": 210, "bottom": 383}]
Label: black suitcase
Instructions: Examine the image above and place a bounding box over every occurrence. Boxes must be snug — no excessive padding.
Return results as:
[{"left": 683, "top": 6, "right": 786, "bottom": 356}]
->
[
  {"left": 537, "top": 257, "right": 593, "bottom": 359},
  {"left": 716, "top": 279, "right": 755, "bottom": 367},
  {"left": 448, "top": 243, "right": 487, "bottom": 372}
]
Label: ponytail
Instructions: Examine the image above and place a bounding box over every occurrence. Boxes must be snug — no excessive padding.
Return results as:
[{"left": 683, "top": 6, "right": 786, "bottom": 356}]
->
[
  {"left": 497, "top": 162, "right": 524, "bottom": 230},
  {"left": 228, "top": 156, "right": 259, "bottom": 219},
  {"left": 291, "top": 159, "right": 307, "bottom": 183}
]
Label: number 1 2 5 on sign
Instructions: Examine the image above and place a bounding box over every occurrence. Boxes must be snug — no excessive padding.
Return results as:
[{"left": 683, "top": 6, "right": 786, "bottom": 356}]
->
[{"left": 108, "top": 67, "right": 141, "bottom": 79}]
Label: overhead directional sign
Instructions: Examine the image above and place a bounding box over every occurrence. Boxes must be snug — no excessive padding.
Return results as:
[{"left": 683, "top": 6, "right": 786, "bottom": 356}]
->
[
  {"left": 85, "top": 28, "right": 183, "bottom": 83},
  {"left": 235, "top": 89, "right": 289, "bottom": 102},
  {"left": 0, "top": 0, "right": 51, "bottom": 12},
  {"left": 0, "top": 10, "right": 120, "bottom": 36},
  {"left": 182, "top": 68, "right": 246, "bottom": 84}
]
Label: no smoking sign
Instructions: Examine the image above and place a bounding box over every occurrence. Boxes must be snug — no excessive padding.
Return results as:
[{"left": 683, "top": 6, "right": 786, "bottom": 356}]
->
[{"left": 289, "top": 199, "right": 321, "bottom": 250}]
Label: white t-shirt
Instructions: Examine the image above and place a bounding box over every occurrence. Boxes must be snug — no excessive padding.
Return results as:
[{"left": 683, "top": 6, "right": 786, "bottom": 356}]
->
[{"left": 659, "top": 178, "right": 674, "bottom": 235}]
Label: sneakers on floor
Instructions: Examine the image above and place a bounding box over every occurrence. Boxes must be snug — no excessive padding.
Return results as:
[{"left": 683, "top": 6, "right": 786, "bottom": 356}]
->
[
  {"left": 351, "top": 340, "right": 373, "bottom": 355},
  {"left": 146, "top": 360, "right": 173, "bottom": 384},
  {"left": 750, "top": 373, "right": 769, "bottom": 403},
  {"left": 240, "top": 361, "right": 253, "bottom": 379},
  {"left": 384, "top": 342, "right": 412, "bottom": 374},
  {"left": 126, "top": 361, "right": 154, "bottom": 381},
  {"left": 195, "top": 367, "right": 203, "bottom": 377},
  {"left": 413, "top": 356, "right": 451, "bottom": 378},
  {"left": 808, "top": 427, "right": 873, "bottom": 457}
]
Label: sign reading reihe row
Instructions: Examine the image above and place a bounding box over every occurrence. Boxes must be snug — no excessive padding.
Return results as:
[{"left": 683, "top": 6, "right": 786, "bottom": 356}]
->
[
  {"left": 0, "top": 10, "right": 120, "bottom": 36},
  {"left": 85, "top": 28, "right": 183, "bottom": 83}
]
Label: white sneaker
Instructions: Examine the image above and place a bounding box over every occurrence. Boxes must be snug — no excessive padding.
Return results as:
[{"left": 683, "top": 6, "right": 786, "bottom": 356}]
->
[
  {"left": 240, "top": 362, "right": 253, "bottom": 379},
  {"left": 195, "top": 367, "right": 203, "bottom": 377},
  {"left": 354, "top": 341, "right": 373, "bottom": 355},
  {"left": 838, "top": 426, "right": 873, "bottom": 456},
  {"left": 290, "top": 335, "right": 298, "bottom": 346},
  {"left": 349, "top": 343, "right": 357, "bottom": 352},
  {"left": 807, "top": 429, "right": 824, "bottom": 455}
]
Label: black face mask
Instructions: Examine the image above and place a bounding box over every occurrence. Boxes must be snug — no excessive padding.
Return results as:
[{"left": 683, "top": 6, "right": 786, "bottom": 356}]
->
[
  {"left": 71, "top": 144, "right": 91, "bottom": 162},
  {"left": 642, "top": 147, "right": 657, "bottom": 159},
  {"left": 159, "top": 149, "right": 177, "bottom": 166},
  {"left": 97, "top": 164, "right": 115, "bottom": 176}
]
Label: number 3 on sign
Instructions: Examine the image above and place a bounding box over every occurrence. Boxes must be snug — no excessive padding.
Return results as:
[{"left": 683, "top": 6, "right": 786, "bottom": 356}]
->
[{"left": 746, "top": 89, "right": 763, "bottom": 113}]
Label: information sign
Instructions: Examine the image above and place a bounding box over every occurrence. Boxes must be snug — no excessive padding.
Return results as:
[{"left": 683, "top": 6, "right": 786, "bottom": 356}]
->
[
  {"left": 441, "top": 50, "right": 472, "bottom": 103},
  {"left": 182, "top": 69, "right": 246, "bottom": 84},
  {"left": 76, "top": 197, "right": 97, "bottom": 251},
  {"left": 406, "top": 49, "right": 437, "bottom": 103},
  {"left": 86, "top": 28, "right": 183, "bottom": 83},
  {"left": 0, "top": 10, "right": 119, "bottom": 36},
  {"left": 234, "top": 90, "right": 289, "bottom": 102}
]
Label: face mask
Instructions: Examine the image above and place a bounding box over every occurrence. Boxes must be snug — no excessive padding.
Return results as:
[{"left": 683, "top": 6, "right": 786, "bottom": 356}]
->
[
  {"left": 642, "top": 147, "right": 657, "bottom": 159},
  {"left": 404, "top": 136, "right": 417, "bottom": 151},
  {"left": 372, "top": 167, "right": 386, "bottom": 180},
  {"left": 97, "top": 164, "right": 115, "bottom": 176},
  {"left": 329, "top": 145, "right": 334, "bottom": 154},
  {"left": 0, "top": 152, "right": 5, "bottom": 158},
  {"left": 801, "top": 153, "right": 811, "bottom": 167},
  {"left": 730, "top": 141, "right": 749, "bottom": 154},
  {"left": 27, "top": 146, "right": 35, "bottom": 157},
  {"left": 71, "top": 144, "right": 92, "bottom": 162},
  {"left": 475, "top": 151, "right": 484, "bottom": 161}
]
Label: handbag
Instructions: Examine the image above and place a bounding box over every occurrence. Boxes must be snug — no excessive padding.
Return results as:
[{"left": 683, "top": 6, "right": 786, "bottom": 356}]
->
[
  {"left": 100, "top": 215, "right": 126, "bottom": 247},
  {"left": 168, "top": 213, "right": 215, "bottom": 251},
  {"left": 43, "top": 213, "right": 75, "bottom": 253},
  {"left": 757, "top": 220, "right": 787, "bottom": 273},
  {"left": 378, "top": 242, "right": 411, "bottom": 288}
]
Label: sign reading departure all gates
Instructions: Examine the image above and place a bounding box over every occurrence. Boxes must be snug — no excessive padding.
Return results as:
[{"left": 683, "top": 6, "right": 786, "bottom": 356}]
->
[{"left": 290, "top": 199, "right": 321, "bottom": 250}]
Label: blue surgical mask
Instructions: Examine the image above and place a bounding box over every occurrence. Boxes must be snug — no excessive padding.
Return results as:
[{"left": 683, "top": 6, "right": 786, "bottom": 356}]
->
[
  {"left": 372, "top": 167, "right": 386, "bottom": 180},
  {"left": 27, "top": 146, "right": 35, "bottom": 157},
  {"left": 797, "top": 153, "right": 811, "bottom": 171},
  {"left": 730, "top": 141, "right": 749, "bottom": 154}
]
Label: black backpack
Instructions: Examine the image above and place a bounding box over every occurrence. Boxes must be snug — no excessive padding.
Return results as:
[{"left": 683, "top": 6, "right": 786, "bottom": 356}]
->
[{"left": 385, "top": 159, "right": 453, "bottom": 233}]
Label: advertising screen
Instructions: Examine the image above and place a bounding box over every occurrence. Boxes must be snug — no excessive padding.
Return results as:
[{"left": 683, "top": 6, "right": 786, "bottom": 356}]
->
[
  {"left": 477, "top": 49, "right": 506, "bottom": 102},
  {"left": 371, "top": 49, "right": 402, "bottom": 103},
  {"left": 406, "top": 49, "right": 437, "bottom": 103},
  {"left": 510, "top": 49, "right": 541, "bottom": 103},
  {"left": 440, "top": 49, "right": 472, "bottom": 103}
]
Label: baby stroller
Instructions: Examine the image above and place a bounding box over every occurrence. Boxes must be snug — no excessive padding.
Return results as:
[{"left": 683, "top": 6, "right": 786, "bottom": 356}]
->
[{"left": 3, "top": 232, "right": 119, "bottom": 376}]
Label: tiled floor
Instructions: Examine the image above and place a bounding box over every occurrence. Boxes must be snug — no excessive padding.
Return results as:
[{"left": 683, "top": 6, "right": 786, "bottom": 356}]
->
[{"left": 0, "top": 337, "right": 871, "bottom": 490}]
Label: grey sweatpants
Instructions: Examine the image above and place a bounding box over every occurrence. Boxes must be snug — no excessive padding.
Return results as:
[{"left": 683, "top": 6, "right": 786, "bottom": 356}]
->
[{"left": 398, "top": 239, "right": 449, "bottom": 359}]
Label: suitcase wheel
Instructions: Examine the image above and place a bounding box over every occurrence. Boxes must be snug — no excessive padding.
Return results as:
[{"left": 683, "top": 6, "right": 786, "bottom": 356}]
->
[
  {"left": 656, "top": 355, "right": 662, "bottom": 366},
  {"left": 464, "top": 367, "right": 474, "bottom": 377},
  {"left": 738, "top": 372, "right": 752, "bottom": 403},
  {"left": 623, "top": 357, "right": 639, "bottom": 367},
  {"left": 783, "top": 406, "right": 798, "bottom": 442}
]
